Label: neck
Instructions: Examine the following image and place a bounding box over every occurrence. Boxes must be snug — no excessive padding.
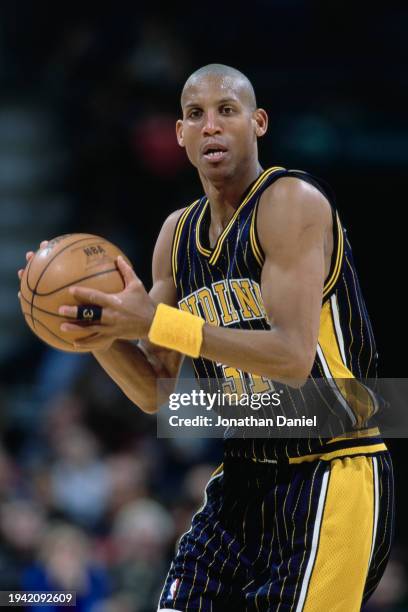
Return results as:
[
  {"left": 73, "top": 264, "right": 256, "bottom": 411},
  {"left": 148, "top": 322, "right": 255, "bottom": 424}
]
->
[{"left": 199, "top": 159, "right": 263, "bottom": 235}]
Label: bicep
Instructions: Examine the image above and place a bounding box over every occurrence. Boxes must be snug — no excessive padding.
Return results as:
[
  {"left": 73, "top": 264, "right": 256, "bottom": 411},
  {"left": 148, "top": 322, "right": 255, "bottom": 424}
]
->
[
  {"left": 261, "top": 236, "right": 325, "bottom": 350},
  {"left": 258, "top": 178, "right": 331, "bottom": 356}
]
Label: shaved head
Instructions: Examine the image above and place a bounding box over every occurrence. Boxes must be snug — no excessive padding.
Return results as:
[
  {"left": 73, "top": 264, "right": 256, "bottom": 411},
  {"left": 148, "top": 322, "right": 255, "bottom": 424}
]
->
[
  {"left": 181, "top": 63, "right": 257, "bottom": 111},
  {"left": 176, "top": 63, "right": 268, "bottom": 184}
]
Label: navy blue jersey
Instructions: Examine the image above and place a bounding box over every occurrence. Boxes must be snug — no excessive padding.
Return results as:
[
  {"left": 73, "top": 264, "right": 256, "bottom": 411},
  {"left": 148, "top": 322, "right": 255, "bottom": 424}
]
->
[{"left": 171, "top": 167, "right": 382, "bottom": 460}]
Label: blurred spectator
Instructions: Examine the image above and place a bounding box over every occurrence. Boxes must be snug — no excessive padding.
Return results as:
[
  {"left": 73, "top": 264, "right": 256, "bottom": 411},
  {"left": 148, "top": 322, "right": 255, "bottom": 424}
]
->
[
  {"left": 0, "top": 445, "right": 18, "bottom": 497},
  {"left": 106, "top": 452, "right": 148, "bottom": 516},
  {"left": 0, "top": 500, "right": 45, "bottom": 589},
  {"left": 0, "top": 499, "right": 45, "bottom": 554},
  {"left": 110, "top": 498, "right": 175, "bottom": 610},
  {"left": 49, "top": 425, "right": 111, "bottom": 530},
  {"left": 43, "top": 393, "right": 87, "bottom": 440},
  {"left": 23, "top": 523, "right": 110, "bottom": 611},
  {"left": 183, "top": 464, "right": 216, "bottom": 507}
]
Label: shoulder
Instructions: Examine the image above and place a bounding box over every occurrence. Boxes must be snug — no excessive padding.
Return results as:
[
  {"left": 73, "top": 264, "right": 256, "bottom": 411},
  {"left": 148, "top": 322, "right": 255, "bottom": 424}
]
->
[
  {"left": 159, "top": 197, "right": 202, "bottom": 240},
  {"left": 259, "top": 175, "right": 332, "bottom": 221},
  {"left": 161, "top": 207, "right": 189, "bottom": 234},
  {"left": 152, "top": 208, "right": 187, "bottom": 278},
  {"left": 257, "top": 176, "right": 332, "bottom": 245},
  {"left": 154, "top": 206, "right": 191, "bottom": 250}
]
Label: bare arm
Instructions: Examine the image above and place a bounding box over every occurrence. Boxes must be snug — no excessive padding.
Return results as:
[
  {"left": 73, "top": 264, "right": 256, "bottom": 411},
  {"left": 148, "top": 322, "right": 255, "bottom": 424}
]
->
[
  {"left": 200, "top": 177, "right": 333, "bottom": 385},
  {"left": 67, "top": 210, "right": 185, "bottom": 413},
  {"left": 58, "top": 178, "right": 332, "bottom": 391}
]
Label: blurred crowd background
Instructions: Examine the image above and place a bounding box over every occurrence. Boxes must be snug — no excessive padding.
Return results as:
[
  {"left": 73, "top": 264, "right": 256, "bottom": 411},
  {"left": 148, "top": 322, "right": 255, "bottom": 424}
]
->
[{"left": 0, "top": 1, "right": 407, "bottom": 610}]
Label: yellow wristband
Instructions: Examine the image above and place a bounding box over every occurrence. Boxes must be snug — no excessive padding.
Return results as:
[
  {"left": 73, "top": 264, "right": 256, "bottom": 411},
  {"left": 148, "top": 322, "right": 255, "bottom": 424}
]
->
[{"left": 148, "top": 303, "right": 205, "bottom": 358}]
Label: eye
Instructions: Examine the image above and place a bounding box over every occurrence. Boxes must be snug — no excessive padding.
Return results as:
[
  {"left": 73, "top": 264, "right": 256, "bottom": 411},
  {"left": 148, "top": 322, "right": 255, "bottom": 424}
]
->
[
  {"left": 220, "top": 105, "right": 235, "bottom": 115},
  {"left": 187, "top": 108, "right": 202, "bottom": 119}
]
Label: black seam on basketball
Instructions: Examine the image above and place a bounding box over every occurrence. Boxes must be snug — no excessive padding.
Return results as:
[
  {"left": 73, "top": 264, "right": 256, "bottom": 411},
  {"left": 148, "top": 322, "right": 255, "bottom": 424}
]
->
[
  {"left": 28, "top": 236, "right": 103, "bottom": 329},
  {"left": 25, "top": 254, "right": 37, "bottom": 329},
  {"left": 33, "top": 267, "right": 118, "bottom": 296},
  {"left": 20, "top": 291, "right": 66, "bottom": 318},
  {"left": 25, "top": 248, "right": 35, "bottom": 291},
  {"left": 27, "top": 236, "right": 100, "bottom": 294},
  {"left": 23, "top": 312, "right": 73, "bottom": 347}
]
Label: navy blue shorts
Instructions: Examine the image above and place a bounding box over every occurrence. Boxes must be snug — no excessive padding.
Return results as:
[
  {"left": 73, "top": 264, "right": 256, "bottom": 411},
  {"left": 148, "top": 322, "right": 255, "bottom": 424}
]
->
[{"left": 158, "top": 449, "right": 394, "bottom": 611}]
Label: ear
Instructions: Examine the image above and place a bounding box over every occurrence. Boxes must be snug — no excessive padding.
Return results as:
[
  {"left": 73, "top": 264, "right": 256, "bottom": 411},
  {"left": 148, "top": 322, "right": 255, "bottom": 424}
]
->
[
  {"left": 253, "top": 108, "right": 268, "bottom": 138},
  {"left": 176, "top": 119, "right": 185, "bottom": 147}
]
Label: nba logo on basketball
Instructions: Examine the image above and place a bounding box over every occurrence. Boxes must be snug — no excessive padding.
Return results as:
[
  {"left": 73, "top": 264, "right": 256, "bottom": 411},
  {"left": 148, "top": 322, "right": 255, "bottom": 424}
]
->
[{"left": 167, "top": 578, "right": 180, "bottom": 600}]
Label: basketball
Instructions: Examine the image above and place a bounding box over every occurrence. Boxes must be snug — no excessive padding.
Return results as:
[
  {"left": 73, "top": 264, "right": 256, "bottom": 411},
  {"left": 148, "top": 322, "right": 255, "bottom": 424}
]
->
[{"left": 19, "top": 234, "right": 130, "bottom": 352}]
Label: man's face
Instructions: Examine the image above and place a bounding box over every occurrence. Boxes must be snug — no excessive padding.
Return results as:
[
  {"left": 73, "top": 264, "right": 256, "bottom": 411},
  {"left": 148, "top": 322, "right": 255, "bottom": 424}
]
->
[{"left": 176, "top": 75, "right": 266, "bottom": 181}]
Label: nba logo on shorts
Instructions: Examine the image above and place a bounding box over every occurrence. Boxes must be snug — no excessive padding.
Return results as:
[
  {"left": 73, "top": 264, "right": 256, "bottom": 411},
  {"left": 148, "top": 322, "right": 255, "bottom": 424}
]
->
[{"left": 167, "top": 578, "right": 180, "bottom": 600}]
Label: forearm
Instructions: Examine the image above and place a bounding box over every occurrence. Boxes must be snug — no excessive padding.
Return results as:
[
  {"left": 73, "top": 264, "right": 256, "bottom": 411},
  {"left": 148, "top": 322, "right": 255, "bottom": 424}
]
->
[
  {"left": 147, "top": 305, "right": 312, "bottom": 385},
  {"left": 201, "top": 324, "right": 311, "bottom": 385},
  {"left": 93, "top": 340, "right": 166, "bottom": 413}
]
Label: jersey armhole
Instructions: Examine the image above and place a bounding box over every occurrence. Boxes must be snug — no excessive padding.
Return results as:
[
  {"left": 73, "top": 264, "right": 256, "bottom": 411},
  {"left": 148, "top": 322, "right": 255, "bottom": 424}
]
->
[
  {"left": 249, "top": 196, "right": 265, "bottom": 266},
  {"left": 322, "top": 209, "right": 344, "bottom": 301},
  {"left": 171, "top": 200, "right": 200, "bottom": 286},
  {"left": 250, "top": 169, "right": 345, "bottom": 299},
  {"left": 287, "top": 170, "right": 345, "bottom": 301}
]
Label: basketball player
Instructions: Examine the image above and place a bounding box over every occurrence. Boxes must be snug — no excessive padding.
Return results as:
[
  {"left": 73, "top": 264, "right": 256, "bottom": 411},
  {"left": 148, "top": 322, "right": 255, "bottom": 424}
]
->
[{"left": 20, "top": 65, "right": 394, "bottom": 611}]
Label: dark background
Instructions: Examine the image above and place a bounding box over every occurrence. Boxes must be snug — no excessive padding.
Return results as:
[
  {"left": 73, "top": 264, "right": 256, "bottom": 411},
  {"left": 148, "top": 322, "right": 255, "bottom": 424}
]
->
[{"left": 0, "top": 1, "right": 406, "bottom": 610}]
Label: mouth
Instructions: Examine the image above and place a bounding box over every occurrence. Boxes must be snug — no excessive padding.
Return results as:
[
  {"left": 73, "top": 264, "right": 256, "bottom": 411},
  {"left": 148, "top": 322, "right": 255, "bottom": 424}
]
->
[{"left": 202, "top": 143, "right": 228, "bottom": 163}]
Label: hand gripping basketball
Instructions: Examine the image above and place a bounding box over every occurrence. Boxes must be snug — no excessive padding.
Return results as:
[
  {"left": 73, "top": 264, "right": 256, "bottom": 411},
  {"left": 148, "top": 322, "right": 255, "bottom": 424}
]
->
[
  {"left": 58, "top": 256, "right": 156, "bottom": 351},
  {"left": 19, "top": 235, "right": 153, "bottom": 352}
]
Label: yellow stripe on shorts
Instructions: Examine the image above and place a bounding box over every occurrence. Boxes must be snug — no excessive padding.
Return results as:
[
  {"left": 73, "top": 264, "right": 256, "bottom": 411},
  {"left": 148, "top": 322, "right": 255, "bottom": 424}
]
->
[{"left": 300, "top": 455, "right": 376, "bottom": 612}]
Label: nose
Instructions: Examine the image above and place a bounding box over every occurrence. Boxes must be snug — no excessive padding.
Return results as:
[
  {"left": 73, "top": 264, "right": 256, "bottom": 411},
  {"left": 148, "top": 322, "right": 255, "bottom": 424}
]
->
[{"left": 201, "top": 110, "right": 222, "bottom": 136}]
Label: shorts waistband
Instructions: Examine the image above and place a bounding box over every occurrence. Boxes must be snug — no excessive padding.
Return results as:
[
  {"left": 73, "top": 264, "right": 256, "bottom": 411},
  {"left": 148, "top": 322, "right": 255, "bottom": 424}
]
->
[{"left": 223, "top": 441, "right": 388, "bottom": 465}]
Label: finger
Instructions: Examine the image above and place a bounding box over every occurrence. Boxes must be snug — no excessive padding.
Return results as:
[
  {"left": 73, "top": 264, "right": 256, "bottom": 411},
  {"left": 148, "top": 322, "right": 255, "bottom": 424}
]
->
[
  {"left": 59, "top": 304, "right": 112, "bottom": 324},
  {"left": 25, "top": 251, "right": 34, "bottom": 262},
  {"left": 73, "top": 332, "right": 101, "bottom": 348},
  {"left": 40, "top": 240, "right": 49, "bottom": 249},
  {"left": 18, "top": 269, "right": 24, "bottom": 280},
  {"left": 58, "top": 305, "right": 78, "bottom": 319},
  {"left": 73, "top": 335, "right": 113, "bottom": 350},
  {"left": 116, "top": 255, "right": 136, "bottom": 287},
  {"left": 60, "top": 322, "right": 103, "bottom": 334},
  {"left": 69, "top": 286, "right": 118, "bottom": 307}
]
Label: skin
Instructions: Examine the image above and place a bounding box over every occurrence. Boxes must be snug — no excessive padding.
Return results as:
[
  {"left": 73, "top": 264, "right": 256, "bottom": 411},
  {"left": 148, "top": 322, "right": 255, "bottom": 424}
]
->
[{"left": 18, "top": 69, "right": 333, "bottom": 412}]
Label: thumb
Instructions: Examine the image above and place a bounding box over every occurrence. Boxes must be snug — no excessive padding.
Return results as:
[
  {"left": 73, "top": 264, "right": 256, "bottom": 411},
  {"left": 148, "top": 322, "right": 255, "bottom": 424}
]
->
[{"left": 116, "top": 255, "right": 137, "bottom": 288}]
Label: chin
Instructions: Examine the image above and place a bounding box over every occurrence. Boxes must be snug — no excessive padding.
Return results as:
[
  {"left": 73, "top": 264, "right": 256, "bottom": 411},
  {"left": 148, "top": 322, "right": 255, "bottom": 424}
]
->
[{"left": 200, "top": 161, "right": 234, "bottom": 181}]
